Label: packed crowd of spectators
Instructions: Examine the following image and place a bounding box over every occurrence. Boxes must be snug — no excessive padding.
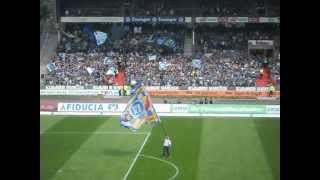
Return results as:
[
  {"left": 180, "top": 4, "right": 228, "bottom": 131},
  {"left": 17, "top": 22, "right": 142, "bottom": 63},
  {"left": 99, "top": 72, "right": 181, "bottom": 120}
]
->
[
  {"left": 44, "top": 49, "right": 280, "bottom": 88},
  {"left": 43, "top": 23, "right": 280, "bottom": 88}
]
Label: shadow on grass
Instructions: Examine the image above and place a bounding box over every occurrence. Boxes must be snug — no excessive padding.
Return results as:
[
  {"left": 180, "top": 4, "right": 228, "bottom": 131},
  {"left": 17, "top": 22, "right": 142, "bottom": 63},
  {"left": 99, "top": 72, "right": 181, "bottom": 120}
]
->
[
  {"left": 40, "top": 117, "right": 107, "bottom": 180},
  {"left": 254, "top": 118, "right": 280, "bottom": 180}
]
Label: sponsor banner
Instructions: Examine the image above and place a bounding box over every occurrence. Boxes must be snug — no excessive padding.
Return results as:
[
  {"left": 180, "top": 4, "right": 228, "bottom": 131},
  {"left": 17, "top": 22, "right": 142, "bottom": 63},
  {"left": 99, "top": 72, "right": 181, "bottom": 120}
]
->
[
  {"left": 170, "top": 104, "right": 189, "bottom": 113},
  {"left": 41, "top": 88, "right": 279, "bottom": 97},
  {"left": 50, "top": 103, "right": 280, "bottom": 116},
  {"left": 208, "top": 87, "right": 228, "bottom": 91},
  {"left": 218, "top": 17, "right": 228, "bottom": 23},
  {"left": 235, "top": 87, "right": 257, "bottom": 91},
  {"left": 145, "top": 86, "right": 179, "bottom": 91},
  {"left": 170, "top": 104, "right": 266, "bottom": 114},
  {"left": 124, "top": 16, "right": 154, "bottom": 23},
  {"left": 248, "top": 17, "right": 259, "bottom": 23},
  {"left": 61, "top": 17, "right": 124, "bottom": 23},
  {"left": 154, "top": 104, "right": 171, "bottom": 113},
  {"left": 40, "top": 89, "right": 119, "bottom": 96},
  {"left": 58, "top": 103, "right": 126, "bottom": 112},
  {"left": 185, "top": 17, "right": 192, "bottom": 23},
  {"left": 158, "top": 16, "right": 185, "bottom": 23},
  {"left": 40, "top": 103, "right": 57, "bottom": 111},
  {"left": 40, "top": 111, "right": 52, "bottom": 115},
  {"left": 124, "top": 16, "right": 185, "bottom": 23},
  {"left": 194, "top": 17, "right": 279, "bottom": 23},
  {"left": 235, "top": 87, "right": 268, "bottom": 92},
  {"left": 188, "top": 87, "right": 209, "bottom": 91},
  {"left": 45, "top": 86, "right": 84, "bottom": 90},
  {"left": 189, "top": 104, "right": 266, "bottom": 114},
  {"left": 148, "top": 90, "right": 280, "bottom": 97},
  {"left": 41, "top": 111, "right": 280, "bottom": 117},
  {"left": 265, "top": 105, "right": 280, "bottom": 114},
  {"left": 227, "top": 17, "right": 248, "bottom": 23},
  {"left": 259, "top": 17, "right": 280, "bottom": 23},
  {"left": 248, "top": 40, "right": 274, "bottom": 46},
  {"left": 195, "top": 17, "right": 218, "bottom": 23},
  {"left": 269, "top": 17, "right": 280, "bottom": 23},
  {"left": 92, "top": 86, "right": 122, "bottom": 90}
]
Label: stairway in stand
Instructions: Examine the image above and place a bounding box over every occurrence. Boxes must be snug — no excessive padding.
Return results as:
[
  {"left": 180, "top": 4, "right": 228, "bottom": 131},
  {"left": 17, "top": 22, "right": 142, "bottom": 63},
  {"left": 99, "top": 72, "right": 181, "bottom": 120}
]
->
[{"left": 183, "top": 37, "right": 193, "bottom": 56}]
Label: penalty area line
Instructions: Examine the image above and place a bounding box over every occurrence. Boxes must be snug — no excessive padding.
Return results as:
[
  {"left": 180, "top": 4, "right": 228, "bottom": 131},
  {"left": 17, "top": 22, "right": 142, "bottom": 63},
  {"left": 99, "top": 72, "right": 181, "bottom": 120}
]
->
[{"left": 122, "top": 132, "right": 151, "bottom": 180}]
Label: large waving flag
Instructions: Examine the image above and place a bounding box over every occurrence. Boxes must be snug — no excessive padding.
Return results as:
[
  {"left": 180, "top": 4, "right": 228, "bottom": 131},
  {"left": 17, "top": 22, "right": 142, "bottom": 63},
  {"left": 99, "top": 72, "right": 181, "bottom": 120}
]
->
[{"left": 120, "top": 86, "right": 160, "bottom": 130}]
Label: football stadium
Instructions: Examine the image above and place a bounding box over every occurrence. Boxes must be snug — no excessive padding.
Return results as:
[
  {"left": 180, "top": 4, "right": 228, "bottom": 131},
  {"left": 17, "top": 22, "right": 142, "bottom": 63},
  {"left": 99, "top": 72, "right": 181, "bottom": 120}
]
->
[{"left": 40, "top": 0, "right": 280, "bottom": 180}]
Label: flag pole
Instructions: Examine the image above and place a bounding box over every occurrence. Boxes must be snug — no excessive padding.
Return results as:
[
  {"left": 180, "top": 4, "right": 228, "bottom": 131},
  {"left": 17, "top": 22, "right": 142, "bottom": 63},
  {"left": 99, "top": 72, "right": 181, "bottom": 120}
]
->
[
  {"left": 152, "top": 104, "right": 168, "bottom": 137},
  {"left": 160, "top": 120, "right": 168, "bottom": 136}
]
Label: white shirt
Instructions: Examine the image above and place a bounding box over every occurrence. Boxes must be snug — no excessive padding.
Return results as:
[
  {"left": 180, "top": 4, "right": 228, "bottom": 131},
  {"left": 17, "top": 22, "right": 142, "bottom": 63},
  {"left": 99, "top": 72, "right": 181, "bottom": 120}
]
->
[{"left": 163, "top": 138, "right": 172, "bottom": 147}]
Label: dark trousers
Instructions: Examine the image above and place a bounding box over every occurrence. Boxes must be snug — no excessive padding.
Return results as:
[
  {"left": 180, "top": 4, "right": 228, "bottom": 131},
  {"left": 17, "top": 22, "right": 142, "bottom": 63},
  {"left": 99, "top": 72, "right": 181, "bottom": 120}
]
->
[{"left": 162, "top": 146, "right": 170, "bottom": 157}]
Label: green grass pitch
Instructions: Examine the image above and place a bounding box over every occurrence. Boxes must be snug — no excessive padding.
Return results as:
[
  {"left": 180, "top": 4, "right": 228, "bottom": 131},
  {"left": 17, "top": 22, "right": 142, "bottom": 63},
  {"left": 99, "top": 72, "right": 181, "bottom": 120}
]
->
[{"left": 40, "top": 116, "right": 279, "bottom": 180}]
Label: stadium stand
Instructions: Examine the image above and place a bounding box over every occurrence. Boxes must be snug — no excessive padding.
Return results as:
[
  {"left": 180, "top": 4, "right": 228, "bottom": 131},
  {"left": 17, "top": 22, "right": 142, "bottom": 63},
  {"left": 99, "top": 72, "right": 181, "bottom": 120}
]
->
[{"left": 42, "top": 0, "right": 280, "bottom": 90}]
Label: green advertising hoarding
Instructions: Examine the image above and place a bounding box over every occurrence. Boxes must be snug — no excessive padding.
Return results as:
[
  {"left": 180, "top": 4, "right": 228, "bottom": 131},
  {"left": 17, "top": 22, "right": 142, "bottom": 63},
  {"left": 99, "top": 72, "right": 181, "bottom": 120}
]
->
[{"left": 170, "top": 104, "right": 268, "bottom": 114}]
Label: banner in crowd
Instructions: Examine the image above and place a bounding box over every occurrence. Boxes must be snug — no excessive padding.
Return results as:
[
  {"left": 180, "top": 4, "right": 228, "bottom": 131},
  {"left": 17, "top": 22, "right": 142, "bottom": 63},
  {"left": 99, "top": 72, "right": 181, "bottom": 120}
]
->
[
  {"left": 124, "top": 16, "right": 185, "bottom": 23},
  {"left": 94, "top": 31, "right": 108, "bottom": 45},
  {"left": 120, "top": 86, "right": 160, "bottom": 130}
]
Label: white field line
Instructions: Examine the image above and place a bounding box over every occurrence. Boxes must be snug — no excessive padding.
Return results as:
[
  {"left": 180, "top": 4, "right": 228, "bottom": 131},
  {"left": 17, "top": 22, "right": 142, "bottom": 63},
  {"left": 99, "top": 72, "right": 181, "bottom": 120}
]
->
[
  {"left": 139, "top": 154, "right": 179, "bottom": 180},
  {"left": 40, "top": 131, "right": 148, "bottom": 135},
  {"left": 122, "top": 132, "right": 151, "bottom": 180}
]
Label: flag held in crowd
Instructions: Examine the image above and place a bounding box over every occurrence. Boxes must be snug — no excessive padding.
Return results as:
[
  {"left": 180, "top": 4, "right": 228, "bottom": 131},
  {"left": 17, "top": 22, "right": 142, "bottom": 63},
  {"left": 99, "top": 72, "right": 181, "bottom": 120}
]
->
[
  {"left": 159, "top": 61, "right": 169, "bottom": 70},
  {"left": 86, "top": 67, "right": 95, "bottom": 75},
  {"left": 94, "top": 31, "right": 108, "bottom": 46},
  {"left": 148, "top": 55, "right": 157, "bottom": 61},
  {"left": 47, "top": 63, "right": 56, "bottom": 72},
  {"left": 192, "top": 59, "right": 202, "bottom": 69},
  {"left": 120, "top": 86, "right": 160, "bottom": 130}
]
